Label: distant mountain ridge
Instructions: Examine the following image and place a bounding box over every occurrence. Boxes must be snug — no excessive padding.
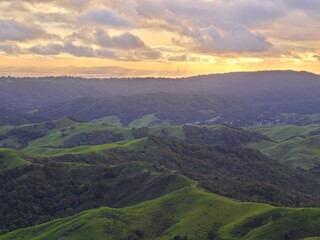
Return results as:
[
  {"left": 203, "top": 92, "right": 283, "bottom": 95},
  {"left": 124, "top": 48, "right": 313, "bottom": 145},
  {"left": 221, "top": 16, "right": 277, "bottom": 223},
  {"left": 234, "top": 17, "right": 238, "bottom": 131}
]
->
[
  {"left": 1, "top": 70, "right": 320, "bottom": 126},
  {"left": 1, "top": 70, "right": 319, "bottom": 109}
]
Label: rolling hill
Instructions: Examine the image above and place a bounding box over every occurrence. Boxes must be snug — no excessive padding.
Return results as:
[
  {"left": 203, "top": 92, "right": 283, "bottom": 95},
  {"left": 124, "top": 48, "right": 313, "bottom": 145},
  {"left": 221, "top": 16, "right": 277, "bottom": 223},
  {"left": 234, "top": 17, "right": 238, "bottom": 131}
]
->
[
  {"left": 0, "top": 148, "right": 29, "bottom": 170},
  {"left": 248, "top": 125, "right": 320, "bottom": 169},
  {"left": 36, "top": 93, "right": 260, "bottom": 126},
  {"left": 1, "top": 186, "right": 320, "bottom": 240},
  {"left": 0, "top": 107, "right": 46, "bottom": 126},
  {"left": 0, "top": 160, "right": 190, "bottom": 233},
  {"left": 1, "top": 118, "right": 320, "bottom": 239}
]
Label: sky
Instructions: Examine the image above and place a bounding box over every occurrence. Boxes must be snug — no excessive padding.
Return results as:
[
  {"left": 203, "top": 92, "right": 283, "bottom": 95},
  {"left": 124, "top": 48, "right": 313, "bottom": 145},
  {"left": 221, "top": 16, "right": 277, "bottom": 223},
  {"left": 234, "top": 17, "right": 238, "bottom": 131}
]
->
[{"left": 0, "top": 0, "right": 319, "bottom": 77}]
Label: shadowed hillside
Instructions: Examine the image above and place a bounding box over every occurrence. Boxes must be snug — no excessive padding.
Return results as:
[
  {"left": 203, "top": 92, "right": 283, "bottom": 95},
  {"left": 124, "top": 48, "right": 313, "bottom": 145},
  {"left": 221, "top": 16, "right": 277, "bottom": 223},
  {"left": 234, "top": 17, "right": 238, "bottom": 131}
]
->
[{"left": 1, "top": 187, "right": 320, "bottom": 240}]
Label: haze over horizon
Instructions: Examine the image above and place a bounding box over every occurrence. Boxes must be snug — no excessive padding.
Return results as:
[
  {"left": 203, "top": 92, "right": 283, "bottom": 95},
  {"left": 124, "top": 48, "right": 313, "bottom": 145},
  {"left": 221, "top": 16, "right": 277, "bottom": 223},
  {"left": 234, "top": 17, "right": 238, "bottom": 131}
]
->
[{"left": 0, "top": 0, "right": 319, "bottom": 77}]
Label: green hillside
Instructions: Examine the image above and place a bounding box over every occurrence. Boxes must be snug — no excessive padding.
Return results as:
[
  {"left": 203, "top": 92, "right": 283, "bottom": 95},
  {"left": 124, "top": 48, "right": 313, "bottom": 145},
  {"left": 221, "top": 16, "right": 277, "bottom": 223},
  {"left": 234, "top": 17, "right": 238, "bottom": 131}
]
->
[
  {"left": 248, "top": 137, "right": 320, "bottom": 169},
  {"left": 247, "top": 125, "right": 320, "bottom": 141},
  {"left": 0, "top": 160, "right": 191, "bottom": 233},
  {"left": 91, "top": 115, "right": 123, "bottom": 127},
  {"left": 0, "top": 148, "right": 29, "bottom": 170},
  {"left": 129, "top": 114, "right": 159, "bottom": 128},
  {"left": 1, "top": 118, "right": 320, "bottom": 239},
  {"left": 1, "top": 187, "right": 320, "bottom": 240},
  {"left": 248, "top": 125, "right": 320, "bottom": 169},
  {"left": 23, "top": 138, "right": 148, "bottom": 156}
]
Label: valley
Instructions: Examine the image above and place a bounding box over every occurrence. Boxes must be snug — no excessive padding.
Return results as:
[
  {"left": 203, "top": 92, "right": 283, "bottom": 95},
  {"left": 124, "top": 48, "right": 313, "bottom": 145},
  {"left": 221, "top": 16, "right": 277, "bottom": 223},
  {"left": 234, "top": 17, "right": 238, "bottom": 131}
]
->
[{"left": 1, "top": 71, "right": 320, "bottom": 239}]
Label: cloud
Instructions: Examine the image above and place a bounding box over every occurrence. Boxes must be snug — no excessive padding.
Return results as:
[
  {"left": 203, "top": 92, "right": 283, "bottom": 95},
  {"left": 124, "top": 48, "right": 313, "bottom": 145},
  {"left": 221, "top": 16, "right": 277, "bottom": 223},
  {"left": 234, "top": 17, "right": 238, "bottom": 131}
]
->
[
  {"left": 135, "top": 0, "right": 274, "bottom": 53},
  {"left": 0, "top": 0, "right": 319, "bottom": 66},
  {"left": 119, "top": 47, "right": 162, "bottom": 61},
  {"left": 314, "top": 55, "right": 320, "bottom": 62},
  {"left": 29, "top": 44, "right": 64, "bottom": 55},
  {"left": 181, "top": 24, "right": 272, "bottom": 53},
  {"left": 95, "top": 48, "right": 116, "bottom": 58},
  {"left": 58, "top": 0, "right": 93, "bottom": 12},
  {"left": 34, "top": 12, "right": 73, "bottom": 24},
  {"left": 284, "top": 0, "right": 320, "bottom": 11},
  {"left": 0, "top": 20, "right": 45, "bottom": 42},
  {"left": 94, "top": 28, "right": 145, "bottom": 49},
  {"left": 0, "top": 0, "right": 92, "bottom": 11},
  {"left": 228, "top": 1, "right": 285, "bottom": 27},
  {"left": 0, "top": 43, "right": 20, "bottom": 54},
  {"left": 79, "top": 8, "right": 130, "bottom": 27},
  {"left": 167, "top": 53, "right": 189, "bottom": 62},
  {"left": 0, "top": 2, "right": 30, "bottom": 12},
  {"left": 28, "top": 41, "right": 117, "bottom": 59},
  {"left": 27, "top": 40, "right": 160, "bottom": 61},
  {"left": 63, "top": 41, "right": 96, "bottom": 57},
  {"left": 204, "top": 25, "right": 272, "bottom": 52}
]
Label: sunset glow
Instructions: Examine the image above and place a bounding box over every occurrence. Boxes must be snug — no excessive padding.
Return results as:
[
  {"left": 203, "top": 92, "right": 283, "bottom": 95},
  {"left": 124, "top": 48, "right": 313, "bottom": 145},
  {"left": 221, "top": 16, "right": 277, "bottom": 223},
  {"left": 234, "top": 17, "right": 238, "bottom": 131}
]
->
[{"left": 0, "top": 0, "right": 319, "bottom": 77}]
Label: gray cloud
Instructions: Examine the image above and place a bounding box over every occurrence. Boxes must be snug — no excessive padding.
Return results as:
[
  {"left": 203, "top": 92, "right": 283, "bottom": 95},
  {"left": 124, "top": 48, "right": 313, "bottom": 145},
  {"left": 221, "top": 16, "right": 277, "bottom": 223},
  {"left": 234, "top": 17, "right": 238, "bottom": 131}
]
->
[
  {"left": 95, "top": 48, "right": 116, "bottom": 58},
  {"left": 136, "top": 0, "right": 274, "bottom": 53},
  {"left": 28, "top": 41, "right": 117, "bottom": 59},
  {"left": 284, "top": 0, "right": 320, "bottom": 11},
  {"left": 0, "top": 0, "right": 92, "bottom": 11},
  {"left": 0, "top": 2, "right": 30, "bottom": 12},
  {"left": 0, "top": 43, "right": 21, "bottom": 54},
  {"left": 63, "top": 41, "right": 96, "bottom": 57},
  {"left": 167, "top": 53, "right": 189, "bottom": 62},
  {"left": 0, "top": 20, "right": 45, "bottom": 42},
  {"left": 202, "top": 25, "right": 272, "bottom": 52},
  {"left": 0, "top": 0, "right": 319, "bottom": 59},
  {"left": 119, "top": 47, "right": 162, "bottom": 61},
  {"left": 95, "top": 28, "right": 145, "bottom": 49},
  {"left": 79, "top": 8, "right": 130, "bottom": 27},
  {"left": 27, "top": 40, "right": 160, "bottom": 61},
  {"left": 34, "top": 12, "right": 74, "bottom": 24},
  {"left": 180, "top": 24, "right": 272, "bottom": 53},
  {"left": 29, "top": 44, "right": 64, "bottom": 55}
]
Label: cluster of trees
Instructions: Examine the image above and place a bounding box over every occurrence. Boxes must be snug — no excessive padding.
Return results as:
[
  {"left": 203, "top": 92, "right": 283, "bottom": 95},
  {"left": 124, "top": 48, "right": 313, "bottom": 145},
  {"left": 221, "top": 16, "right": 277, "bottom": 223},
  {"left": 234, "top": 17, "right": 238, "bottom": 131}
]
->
[
  {"left": 0, "top": 122, "right": 55, "bottom": 148},
  {"left": 37, "top": 93, "right": 263, "bottom": 126},
  {"left": 100, "top": 136, "right": 320, "bottom": 208},
  {"left": 131, "top": 127, "right": 150, "bottom": 139},
  {"left": 27, "top": 134, "right": 320, "bottom": 209},
  {"left": 0, "top": 162, "right": 183, "bottom": 233},
  {"left": 3, "top": 131, "right": 320, "bottom": 234},
  {"left": 183, "top": 125, "right": 269, "bottom": 146},
  {"left": 0, "top": 158, "right": 186, "bottom": 233},
  {"left": 63, "top": 130, "right": 124, "bottom": 147},
  {"left": 0, "top": 107, "right": 46, "bottom": 127}
]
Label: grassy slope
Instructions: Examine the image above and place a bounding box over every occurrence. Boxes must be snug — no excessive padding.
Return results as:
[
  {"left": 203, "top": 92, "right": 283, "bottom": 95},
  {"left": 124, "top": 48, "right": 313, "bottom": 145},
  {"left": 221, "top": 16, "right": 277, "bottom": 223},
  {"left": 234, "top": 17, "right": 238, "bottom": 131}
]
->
[
  {"left": 149, "top": 125, "right": 186, "bottom": 139},
  {"left": 91, "top": 115, "right": 123, "bottom": 127},
  {"left": 24, "top": 138, "right": 148, "bottom": 156},
  {"left": 26, "top": 124, "right": 133, "bottom": 148},
  {"left": 280, "top": 113, "right": 320, "bottom": 122},
  {"left": 1, "top": 187, "right": 320, "bottom": 240},
  {"left": 248, "top": 139, "right": 320, "bottom": 169},
  {"left": 0, "top": 117, "right": 78, "bottom": 148},
  {"left": 248, "top": 125, "right": 320, "bottom": 169},
  {"left": 0, "top": 148, "right": 30, "bottom": 170},
  {"left": 23, "top": 125, "right": 225, "bottom": 157},
  {"left": 0, "top": 126, "right": 13, "bottom": 136},
  {"left": 22, "top": 122, "right": 184, "bottom": 156},
  {"left": 1, "top": 116, "right": 224, "bottom": 155},
  {"left": 28, "top": 124, "right": 186, "bottom": 150},
  {"left": 247, "top": 125, "right": 320, "bottom": 141},
  {"left": 129, "top": 114, "right": 159, "bottom": 128},
  {"left": 4, "top": 119, "right": 320, "bottom": 169}
]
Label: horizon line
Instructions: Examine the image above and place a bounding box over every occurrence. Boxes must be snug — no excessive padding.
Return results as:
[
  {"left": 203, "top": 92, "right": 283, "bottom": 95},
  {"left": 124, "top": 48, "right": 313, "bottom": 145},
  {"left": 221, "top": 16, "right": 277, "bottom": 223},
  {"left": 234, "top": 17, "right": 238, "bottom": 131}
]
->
[{"left": 0, "top": 69, "right": 318, "bottom": 80}]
